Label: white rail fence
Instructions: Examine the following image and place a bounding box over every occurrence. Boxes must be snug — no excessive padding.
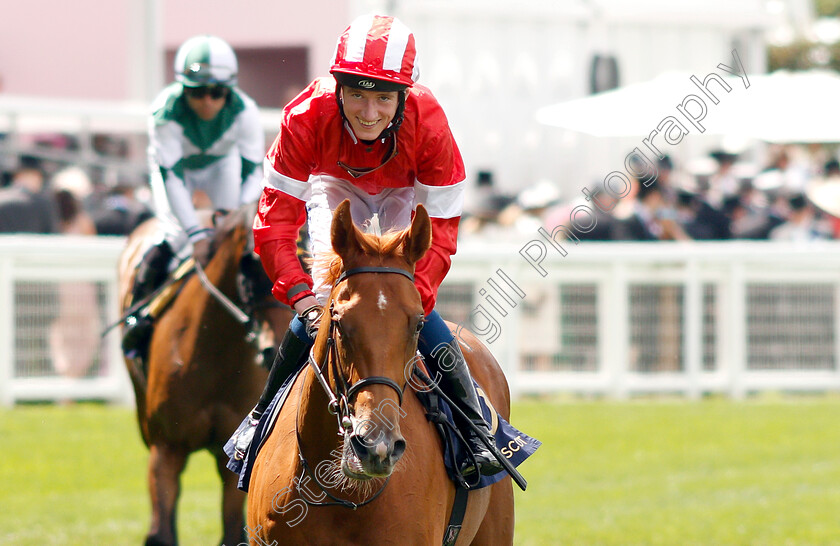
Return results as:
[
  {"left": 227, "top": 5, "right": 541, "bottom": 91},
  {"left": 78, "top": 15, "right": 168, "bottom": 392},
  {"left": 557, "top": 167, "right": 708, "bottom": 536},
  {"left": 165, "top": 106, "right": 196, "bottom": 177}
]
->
[
  {"left": 441, "top": 240, "right": 840, "bottom": 399},
  {"left": 3, "top": 236, "right": 840, "bottom": 406},
  {"left": 0, "top": 235, "right": 130, "bottom": 407}
]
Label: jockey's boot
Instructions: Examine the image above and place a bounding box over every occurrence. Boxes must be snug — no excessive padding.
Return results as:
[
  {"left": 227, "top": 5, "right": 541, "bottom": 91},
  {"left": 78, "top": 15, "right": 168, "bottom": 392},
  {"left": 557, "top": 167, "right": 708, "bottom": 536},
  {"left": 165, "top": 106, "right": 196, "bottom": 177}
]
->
[
  {"left": 259, "top": 346, "right": 277, "bottom": 371},
  {"left": 435, "top": 339, "right": 504, "bottom": 477},
  {"left": 121, "top": 314, "right": 154, "bottom": 361},
  {"left": 129, "top": 240, "right": 174, "bottom": 307},
  {"left": 233, "top": 327, "right": 310, "bottom": 460},
  {"left": 121, "top": 241, "right": 173, "bottom": 361}
]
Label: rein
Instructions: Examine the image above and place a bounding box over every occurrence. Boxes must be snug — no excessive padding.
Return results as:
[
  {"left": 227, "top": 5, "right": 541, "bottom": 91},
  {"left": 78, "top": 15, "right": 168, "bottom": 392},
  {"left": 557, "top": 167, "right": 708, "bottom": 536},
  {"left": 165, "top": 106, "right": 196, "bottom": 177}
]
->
[
  {"left": 294, "top": 265, "right": 415, "bottom": 509},
  {"left": 194, "top": 261, "right": 250, "bottom": 324}
]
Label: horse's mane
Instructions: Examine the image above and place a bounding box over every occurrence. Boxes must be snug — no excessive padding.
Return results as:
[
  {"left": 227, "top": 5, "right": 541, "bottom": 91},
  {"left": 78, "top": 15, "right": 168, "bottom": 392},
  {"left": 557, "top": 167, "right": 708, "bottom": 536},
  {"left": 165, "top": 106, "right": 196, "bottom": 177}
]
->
[
  {"left": 312, "top": 229, "right": 407, "bottom": 286},
  {"left": 209, "top": 202, "right": 258, "bottom": 251}
]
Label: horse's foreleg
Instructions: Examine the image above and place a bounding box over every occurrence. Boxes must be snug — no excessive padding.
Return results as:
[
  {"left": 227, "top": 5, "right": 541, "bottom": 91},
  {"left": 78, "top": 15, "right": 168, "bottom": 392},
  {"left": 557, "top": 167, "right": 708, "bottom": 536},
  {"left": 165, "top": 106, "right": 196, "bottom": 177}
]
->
[
  {"left": 214, "top": 448, "right": 247, "bottom": 546},
  {"left": 146, "top": 444, "right": 188, "bottom": 546}
]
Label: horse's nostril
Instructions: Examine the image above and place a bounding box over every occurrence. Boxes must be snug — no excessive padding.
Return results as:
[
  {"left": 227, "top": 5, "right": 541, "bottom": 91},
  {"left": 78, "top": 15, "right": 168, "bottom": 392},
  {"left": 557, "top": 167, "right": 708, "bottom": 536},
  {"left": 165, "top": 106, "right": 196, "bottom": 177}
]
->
[
  {"left": 391, "top": 438, "right": 406, "bottom": 462},
  {"left": 349, "top": 433, "right": 368, "bottom": 459}
]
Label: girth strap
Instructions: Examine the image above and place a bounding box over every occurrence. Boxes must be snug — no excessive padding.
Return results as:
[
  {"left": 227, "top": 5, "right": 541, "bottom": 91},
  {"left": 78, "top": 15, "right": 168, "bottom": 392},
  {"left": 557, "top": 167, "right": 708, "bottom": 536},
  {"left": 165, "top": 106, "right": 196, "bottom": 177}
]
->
[{"left": 443, "top": 486, "right": 469, "bottom": 546}]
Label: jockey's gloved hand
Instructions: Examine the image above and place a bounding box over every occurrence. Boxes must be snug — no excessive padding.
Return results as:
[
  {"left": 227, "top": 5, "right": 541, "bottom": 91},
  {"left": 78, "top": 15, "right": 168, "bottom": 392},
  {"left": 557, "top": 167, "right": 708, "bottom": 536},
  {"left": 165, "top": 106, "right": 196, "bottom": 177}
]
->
[
  {"left": 299, "top": 305, "right": 323, "bottom": 340},
  {"left": 192, "top": 237, "right": 213, "bottom": 268}
]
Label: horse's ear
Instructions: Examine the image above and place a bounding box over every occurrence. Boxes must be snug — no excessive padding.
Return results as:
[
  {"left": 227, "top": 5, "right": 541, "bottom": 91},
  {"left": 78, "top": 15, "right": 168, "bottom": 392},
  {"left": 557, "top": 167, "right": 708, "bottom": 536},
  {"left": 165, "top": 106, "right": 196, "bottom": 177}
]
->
[
  {"left": 403, "top": 204, "right": 432, "bottom": 266},
  {"left": 331, "top": 199, "right": 363, "bottom": 260}
]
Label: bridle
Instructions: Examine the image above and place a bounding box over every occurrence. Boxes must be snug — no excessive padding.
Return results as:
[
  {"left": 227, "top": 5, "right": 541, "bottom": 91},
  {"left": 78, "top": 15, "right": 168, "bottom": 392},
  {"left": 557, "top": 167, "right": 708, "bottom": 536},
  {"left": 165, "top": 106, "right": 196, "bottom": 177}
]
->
[
  {"left": 295, "top": 265, "right": 416, "bottom": 509},
  {"left": 309, "top": 266, "right": 413, "bottom": 435}
]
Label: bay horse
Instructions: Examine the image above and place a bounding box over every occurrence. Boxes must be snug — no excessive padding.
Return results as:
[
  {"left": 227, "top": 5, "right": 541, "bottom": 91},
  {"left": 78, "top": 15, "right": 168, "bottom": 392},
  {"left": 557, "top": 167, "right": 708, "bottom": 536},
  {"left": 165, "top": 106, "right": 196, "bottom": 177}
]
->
[
  {"left": 247, "top": 201, "right": 514, "bottom": 545},
  {"left": 117, "top": 204, "right": 292, "bottom": 546}
]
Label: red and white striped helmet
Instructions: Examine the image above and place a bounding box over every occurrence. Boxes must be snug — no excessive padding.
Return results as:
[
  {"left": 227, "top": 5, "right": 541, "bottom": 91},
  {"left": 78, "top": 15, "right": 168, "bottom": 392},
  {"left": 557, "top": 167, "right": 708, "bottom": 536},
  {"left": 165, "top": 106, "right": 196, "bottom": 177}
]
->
[{"left": 330, "top": 15, "right": 419, "bottom": 92}]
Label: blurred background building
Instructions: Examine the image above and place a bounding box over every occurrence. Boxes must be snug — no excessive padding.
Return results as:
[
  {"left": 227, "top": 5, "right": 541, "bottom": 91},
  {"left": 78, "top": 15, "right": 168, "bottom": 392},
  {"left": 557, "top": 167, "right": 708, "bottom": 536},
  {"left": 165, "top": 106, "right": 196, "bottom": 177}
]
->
[{"left": 0, "top": 0, "right": 819, "bottom": 197}]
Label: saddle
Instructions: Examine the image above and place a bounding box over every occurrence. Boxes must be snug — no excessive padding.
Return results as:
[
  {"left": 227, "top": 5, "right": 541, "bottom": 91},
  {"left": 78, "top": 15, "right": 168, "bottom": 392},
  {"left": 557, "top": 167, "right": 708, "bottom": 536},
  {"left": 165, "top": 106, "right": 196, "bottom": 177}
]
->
[
  {"left": 412, "top": 366, "right": 540, "bottom": 491},
  {"left": 144, "top": 258, "right": 196, "bottom": 319},
  {"left": 121, "top": 242, "right": 280, "bottom": 361}
]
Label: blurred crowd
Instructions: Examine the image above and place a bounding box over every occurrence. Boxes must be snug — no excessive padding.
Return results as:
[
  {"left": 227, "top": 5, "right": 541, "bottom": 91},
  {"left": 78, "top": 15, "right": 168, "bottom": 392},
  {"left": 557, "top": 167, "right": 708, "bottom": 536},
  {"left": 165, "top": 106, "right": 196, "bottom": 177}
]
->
[
  {"left": 0, "top": 150, "right": 153, "bottom": 384},
  {"left": 462, "top": 144, "right": 840, "bottom": 244},
  {"left": 6, "top": 141, "right": 840, "bottom": 245},
  {"left": 0, "top": 154, "right": 153, "bottom": 238},
  {"left": 3, "top": 137, "right": 839, "bottom": 383}
]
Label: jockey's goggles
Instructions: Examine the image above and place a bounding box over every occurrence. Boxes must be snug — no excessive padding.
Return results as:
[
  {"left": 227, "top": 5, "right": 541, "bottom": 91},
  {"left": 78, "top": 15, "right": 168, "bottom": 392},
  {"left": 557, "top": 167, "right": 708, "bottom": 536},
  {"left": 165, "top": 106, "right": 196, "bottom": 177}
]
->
[
  {"left": 184, "top": 85, "right": 229, "bottom": 100},
  {"left": 337, "top": 130, "right": 398, "bottom": 179}
]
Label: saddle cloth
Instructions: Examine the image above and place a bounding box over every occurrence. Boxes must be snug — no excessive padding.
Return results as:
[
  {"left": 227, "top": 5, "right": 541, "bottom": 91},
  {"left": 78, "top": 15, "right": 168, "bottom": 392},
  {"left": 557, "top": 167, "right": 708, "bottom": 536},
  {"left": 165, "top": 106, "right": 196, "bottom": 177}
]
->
[{"left": 225, "top": 360, "right": 540, "bottom": 492}]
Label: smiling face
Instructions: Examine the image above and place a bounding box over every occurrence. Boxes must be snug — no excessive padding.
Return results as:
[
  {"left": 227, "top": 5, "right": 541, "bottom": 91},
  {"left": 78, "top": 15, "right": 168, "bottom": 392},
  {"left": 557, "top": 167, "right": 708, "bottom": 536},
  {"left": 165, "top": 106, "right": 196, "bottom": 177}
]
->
[{"left": 340, "top": 87, "right": 400, "bottom": 140}]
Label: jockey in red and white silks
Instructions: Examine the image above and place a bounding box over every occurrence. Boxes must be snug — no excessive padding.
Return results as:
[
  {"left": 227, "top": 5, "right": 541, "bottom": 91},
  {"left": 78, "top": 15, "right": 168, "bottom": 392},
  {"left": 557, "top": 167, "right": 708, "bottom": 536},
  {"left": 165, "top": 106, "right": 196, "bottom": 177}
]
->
[
  {"left": 230, "top": 14, "right": 504, "bottom": 479},
  {"left": 253, "top": 75, "right": 465, "bottom": 315}
]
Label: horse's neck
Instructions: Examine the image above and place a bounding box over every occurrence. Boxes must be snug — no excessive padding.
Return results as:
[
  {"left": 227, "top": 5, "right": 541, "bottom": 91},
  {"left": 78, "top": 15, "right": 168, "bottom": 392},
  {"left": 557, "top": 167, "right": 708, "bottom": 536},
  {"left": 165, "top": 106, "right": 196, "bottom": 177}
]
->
[
  {"left": 193, "top": 247, "right": 239, "bottom": 301},
  {"left": 295, "top": 342, "right": 344, "bottom": 464}
]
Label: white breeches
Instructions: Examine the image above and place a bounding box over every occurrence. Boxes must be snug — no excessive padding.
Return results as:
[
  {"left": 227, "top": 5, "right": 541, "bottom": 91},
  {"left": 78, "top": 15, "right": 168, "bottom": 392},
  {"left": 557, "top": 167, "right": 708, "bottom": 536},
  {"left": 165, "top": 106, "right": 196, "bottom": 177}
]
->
[
  {"left": 151, "top": 152, "right": 245, "bottom": 263},
  {"left": 307, "top": 175, "right": 415, "bottom": 304}
]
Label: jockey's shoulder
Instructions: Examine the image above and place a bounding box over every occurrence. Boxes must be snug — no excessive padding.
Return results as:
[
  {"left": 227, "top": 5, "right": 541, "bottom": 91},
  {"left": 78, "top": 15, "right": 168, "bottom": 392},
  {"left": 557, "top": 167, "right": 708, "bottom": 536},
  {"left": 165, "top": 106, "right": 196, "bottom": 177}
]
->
[
  {"left": 402, "top": 84, "right": 449, "bottom": 134},
  {"left": 149, "top": 83, "right": 183, "bottom": 122},
  {"left": 283, "top": 77, "right": 339, "bottom": 121},
  {"left": 229, "top": 87, "right": 258, "bottom": 111},
  {"left": 408, "top": 82, "right": 436, "bottom": 100}
]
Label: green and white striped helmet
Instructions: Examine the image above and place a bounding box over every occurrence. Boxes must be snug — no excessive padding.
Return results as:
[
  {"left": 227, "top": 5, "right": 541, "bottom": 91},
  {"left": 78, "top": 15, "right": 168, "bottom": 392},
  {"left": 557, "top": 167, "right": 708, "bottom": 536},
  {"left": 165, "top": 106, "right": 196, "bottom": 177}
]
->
[{"left": 174, "top": 35, "right": 238, "bottom": 87}]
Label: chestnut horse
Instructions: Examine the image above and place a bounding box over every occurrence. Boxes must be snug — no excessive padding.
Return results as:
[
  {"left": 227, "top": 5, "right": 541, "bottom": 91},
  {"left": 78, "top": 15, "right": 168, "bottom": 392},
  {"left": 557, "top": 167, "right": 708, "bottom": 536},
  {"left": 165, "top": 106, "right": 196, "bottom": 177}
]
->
[
  {"left": 247, "top": 201, "right": 514, "bottom": 545},
  {"left": 118, "top": 205, "right": 292, "bottom": 546}
]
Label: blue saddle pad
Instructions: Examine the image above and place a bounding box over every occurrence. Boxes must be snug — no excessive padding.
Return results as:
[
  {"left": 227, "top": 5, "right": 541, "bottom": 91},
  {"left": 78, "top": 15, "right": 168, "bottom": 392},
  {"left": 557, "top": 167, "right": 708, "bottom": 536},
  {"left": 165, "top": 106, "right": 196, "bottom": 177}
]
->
[
  {"left": 413, "top": 382, "right": 541, "bottom": 489},
  {"left": 224, "top": 365, "right": 300, "bottom": 492},
  {"left": 225, "top": 364, "right": 540, "bottom": 492}
]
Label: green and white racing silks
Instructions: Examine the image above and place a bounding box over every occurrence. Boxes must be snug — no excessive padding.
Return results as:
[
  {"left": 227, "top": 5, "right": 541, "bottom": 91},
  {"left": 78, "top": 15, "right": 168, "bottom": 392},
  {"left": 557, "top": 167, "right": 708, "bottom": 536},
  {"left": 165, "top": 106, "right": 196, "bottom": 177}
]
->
[{"left": 148, "top": 83, "right": 264, "bottom": 242}]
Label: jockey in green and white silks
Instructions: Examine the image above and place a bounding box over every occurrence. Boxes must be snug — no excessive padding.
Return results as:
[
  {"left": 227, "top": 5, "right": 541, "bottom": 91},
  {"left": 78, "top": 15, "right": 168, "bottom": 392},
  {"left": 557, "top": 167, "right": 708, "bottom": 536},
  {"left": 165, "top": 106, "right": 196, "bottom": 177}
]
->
[
  {"left": 121, "top": 35, "right": 265, "bottom": 362},
  {"left": 148, "top": 35, "right": 264, "bottom": 263}
]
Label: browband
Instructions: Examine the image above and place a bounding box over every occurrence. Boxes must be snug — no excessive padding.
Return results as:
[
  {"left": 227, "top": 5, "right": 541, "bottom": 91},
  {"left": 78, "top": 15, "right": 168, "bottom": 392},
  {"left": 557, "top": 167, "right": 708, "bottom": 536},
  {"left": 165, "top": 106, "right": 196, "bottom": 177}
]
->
[{"left": 336, "top": 267, "right": 415, "bottom": 285}]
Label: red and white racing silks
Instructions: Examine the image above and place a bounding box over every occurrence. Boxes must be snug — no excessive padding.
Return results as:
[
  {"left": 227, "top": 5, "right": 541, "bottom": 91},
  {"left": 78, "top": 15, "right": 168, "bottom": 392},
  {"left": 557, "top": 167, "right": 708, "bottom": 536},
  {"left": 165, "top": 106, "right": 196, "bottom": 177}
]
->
[{"left": 254, "top": 77, "right": 465, "bottom": 315}]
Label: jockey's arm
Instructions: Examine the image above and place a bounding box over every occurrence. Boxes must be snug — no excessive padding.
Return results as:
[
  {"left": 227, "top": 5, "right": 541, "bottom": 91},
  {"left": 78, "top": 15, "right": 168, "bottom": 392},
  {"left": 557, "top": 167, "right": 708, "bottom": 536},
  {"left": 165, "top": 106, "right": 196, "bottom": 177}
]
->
[
  {"left": 240, "top": 157, "right": 263, "bottom": 204},
  {"left": 254, "top": 185, "right": 314, "bottom": 308},
  {"left": 254, "top": 113, "right": 319, "bottom": 308},
  {"left": 149, "top": 115, "right": 208, "bottom": 244},
  {"left": 160, "top": 168, "right": 207, "bottom": 243},
  {"left": 412, "top": 120, "right": 466, "bottom": 316},
  {"left": 237, "top": 104, "right": 267, "bottom": 205},
  {"left": 158, "top": 168, "right": 213, "bottom": 267},
  {"left": 414, "top": 215, "right": 460, "bottom": 316}
]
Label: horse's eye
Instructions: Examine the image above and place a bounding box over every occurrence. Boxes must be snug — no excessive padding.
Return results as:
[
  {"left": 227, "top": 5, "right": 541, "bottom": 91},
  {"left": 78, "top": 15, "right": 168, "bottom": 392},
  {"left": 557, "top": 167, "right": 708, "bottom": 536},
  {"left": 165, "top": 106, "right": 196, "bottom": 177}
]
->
[{"left": 415, "top": 317, "right": 426, "bottom": 334}]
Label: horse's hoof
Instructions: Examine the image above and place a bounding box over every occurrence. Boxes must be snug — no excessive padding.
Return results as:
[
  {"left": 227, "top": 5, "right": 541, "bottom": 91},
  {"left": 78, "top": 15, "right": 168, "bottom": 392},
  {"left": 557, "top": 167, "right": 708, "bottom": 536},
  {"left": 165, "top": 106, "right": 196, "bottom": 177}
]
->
[{"left": 144, "top": 535, "right": 174, "bottom": 546}]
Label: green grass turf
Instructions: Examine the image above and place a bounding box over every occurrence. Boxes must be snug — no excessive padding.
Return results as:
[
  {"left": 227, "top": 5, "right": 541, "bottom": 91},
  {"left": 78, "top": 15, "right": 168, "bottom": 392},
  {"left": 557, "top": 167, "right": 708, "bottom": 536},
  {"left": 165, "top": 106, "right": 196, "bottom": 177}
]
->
[
  {"left": 2, "top": 397, "right": 839, "bottom": 545},
  {"left": 512, "top": 395, "right": 840, "bottom": 545}
]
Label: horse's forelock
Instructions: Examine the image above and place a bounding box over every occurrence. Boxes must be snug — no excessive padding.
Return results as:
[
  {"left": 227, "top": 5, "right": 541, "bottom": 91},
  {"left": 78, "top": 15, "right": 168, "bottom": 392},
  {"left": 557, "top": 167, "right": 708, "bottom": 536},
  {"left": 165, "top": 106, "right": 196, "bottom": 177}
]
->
[{"left": 314, "top": 229, "right": 408, "bottom": 286}]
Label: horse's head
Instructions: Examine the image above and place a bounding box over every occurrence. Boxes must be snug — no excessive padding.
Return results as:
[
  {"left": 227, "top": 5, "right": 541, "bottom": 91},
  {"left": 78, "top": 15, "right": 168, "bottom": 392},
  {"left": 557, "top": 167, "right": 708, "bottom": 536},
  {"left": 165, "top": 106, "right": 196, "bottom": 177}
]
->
[
  {"left": 206, "top": 203, "right": 278, "bottom": 316},
  {"left": 318, "top": 199, "right": 431, "bottom": 480}
]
